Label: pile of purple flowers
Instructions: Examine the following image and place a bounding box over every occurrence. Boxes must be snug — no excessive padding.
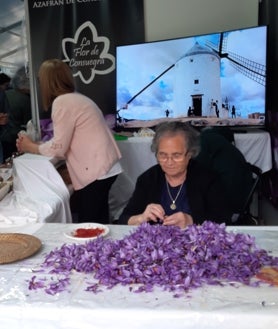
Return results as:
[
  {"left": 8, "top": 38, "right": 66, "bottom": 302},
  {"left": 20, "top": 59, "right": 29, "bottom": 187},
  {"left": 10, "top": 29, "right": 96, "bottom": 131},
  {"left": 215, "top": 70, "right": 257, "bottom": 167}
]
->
[{"left": 29, "top": 221, "right": 278, "bottom": 296}]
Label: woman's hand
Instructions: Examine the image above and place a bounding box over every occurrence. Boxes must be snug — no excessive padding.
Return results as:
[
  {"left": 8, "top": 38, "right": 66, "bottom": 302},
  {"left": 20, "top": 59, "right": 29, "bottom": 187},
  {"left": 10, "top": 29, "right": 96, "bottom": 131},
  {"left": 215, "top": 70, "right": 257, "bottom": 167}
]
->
[
  {"left": 128, "top": 203, "right": 165, "bottom": 225},
  {"left": 163, "top": 212, "right": 193, "bottom": 229},
  {"left": 16, "top": 133, "right": 39, "bottom": 154}
]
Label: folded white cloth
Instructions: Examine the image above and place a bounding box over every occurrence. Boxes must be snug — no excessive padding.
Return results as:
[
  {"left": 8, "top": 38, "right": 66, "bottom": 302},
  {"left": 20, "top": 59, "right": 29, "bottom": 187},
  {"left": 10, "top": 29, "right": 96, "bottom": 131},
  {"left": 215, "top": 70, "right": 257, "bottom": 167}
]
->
[
  {"left": 0, "top": 154, "right": 72, "bottom": 228},
  {"left": 0, "top": 192, "right": 38, "bottom": 227}
]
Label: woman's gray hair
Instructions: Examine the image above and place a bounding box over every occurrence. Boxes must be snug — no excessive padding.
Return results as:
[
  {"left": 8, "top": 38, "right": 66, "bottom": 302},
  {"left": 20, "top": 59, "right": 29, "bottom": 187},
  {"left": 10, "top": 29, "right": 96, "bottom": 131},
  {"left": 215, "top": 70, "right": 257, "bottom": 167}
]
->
[{"left": 151, "top": 121, "right": 200, "bottom": 158}]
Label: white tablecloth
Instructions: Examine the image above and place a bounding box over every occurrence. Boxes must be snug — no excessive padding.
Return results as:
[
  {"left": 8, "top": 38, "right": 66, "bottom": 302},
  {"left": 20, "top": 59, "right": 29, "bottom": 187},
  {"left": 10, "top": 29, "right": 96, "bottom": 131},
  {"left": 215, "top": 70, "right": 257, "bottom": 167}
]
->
[
  {"left": 109, "top": 131, "right": 272, "bottom": 220},
  {"left": 233, "top": 130, "right": 272, "bottom": 174},
  {"left": 0, "top": 154, "right": 72, "bottom": 227},
  {"left": 0, "top": 224, "right": 277, "bottom": 329}
]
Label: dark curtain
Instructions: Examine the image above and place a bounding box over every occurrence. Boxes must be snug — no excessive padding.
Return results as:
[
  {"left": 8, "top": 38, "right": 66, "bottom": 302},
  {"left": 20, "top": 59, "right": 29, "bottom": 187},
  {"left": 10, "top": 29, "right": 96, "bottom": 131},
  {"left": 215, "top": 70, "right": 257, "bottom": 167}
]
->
[{"left": 259, "top": 0, "right": 278, "bottom": 207}]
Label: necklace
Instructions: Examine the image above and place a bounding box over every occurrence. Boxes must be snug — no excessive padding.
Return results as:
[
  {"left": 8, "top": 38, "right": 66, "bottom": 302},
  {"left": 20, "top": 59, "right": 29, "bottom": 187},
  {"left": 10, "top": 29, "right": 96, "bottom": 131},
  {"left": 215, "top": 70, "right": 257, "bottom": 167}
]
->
[{"left": 166, "top": 179, "right": 185, "bottom": 210}]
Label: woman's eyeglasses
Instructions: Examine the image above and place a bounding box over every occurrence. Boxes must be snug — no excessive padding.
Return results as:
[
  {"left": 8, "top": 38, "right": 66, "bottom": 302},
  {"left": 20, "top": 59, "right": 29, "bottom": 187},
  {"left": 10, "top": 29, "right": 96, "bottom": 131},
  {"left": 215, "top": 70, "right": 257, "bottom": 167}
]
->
[{"left": 156, "top": 152, "right": 187, "bottom": 162}]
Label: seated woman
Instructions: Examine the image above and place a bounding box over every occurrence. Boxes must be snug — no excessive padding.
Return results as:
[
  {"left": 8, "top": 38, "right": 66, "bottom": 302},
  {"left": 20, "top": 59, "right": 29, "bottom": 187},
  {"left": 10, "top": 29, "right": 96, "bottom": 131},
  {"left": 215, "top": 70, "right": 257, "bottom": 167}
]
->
[{"left": 118, "top": 121, "right": 233, "bottom": 228}]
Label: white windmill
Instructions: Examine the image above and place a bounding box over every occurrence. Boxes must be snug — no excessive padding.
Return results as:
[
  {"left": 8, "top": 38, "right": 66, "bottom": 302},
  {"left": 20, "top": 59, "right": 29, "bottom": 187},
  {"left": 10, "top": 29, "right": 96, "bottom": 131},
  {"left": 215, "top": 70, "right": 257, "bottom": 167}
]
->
[{"left": 173, "top": 42, "right": 221, "bottom": 118}]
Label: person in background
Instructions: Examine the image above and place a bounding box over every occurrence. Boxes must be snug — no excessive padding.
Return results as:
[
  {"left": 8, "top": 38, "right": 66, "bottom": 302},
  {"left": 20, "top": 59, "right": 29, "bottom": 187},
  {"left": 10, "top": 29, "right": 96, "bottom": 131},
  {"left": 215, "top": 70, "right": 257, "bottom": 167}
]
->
[
  {"left": 2, "top": 67, "right": 32, "bottom": 160},
  {"left": 0, "top": 73, "right": 11, "bottom": 92},
  {"left": 16, "top": 58, "right": 122, "bottom": 224},
  {"left": 118, "top": 121, "right": 233, "bottom": 228},
  {"left": 0, "top": 73, "right": 11, "bottom": 163},
  {"left": 195, "top": 127, "right": 254, "bottom": 216}
]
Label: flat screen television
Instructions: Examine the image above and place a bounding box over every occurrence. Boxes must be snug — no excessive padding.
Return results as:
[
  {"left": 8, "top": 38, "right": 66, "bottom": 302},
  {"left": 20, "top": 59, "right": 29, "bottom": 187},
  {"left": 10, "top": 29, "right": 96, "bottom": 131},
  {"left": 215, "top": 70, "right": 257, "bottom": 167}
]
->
[{"left": 115, "top": 25, "right": 267, "bottom": 130}]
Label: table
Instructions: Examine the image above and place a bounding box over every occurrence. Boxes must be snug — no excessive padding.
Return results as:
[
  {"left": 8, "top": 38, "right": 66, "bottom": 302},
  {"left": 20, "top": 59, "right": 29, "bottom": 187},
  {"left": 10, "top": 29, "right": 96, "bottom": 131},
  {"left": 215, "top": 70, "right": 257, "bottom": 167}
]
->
[
  {"left": 0, "top": 224, "right": 277, "bottom": 329},
  {"left": 109, "top": 137, "right": 157, "bottom": 219},
  {"left": 0, "top": 154, "right": 72, "bottom": 226},
  {"left": 233, "top": 130, "right": 272, "bottom": 174},
  {"left": 109, "top": 130, "right": 273, "bottom": 220}
]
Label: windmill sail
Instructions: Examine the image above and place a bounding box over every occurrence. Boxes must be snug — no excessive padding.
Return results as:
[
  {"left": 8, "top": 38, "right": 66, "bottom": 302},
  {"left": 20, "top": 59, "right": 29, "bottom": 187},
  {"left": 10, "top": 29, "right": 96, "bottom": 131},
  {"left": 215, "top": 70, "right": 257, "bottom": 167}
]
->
[
  {"left": 206, "top": 32, "right": 266, "bottom": 86},
  {"left": 226, "top": 52, "right": 266, "bottom": 86}
]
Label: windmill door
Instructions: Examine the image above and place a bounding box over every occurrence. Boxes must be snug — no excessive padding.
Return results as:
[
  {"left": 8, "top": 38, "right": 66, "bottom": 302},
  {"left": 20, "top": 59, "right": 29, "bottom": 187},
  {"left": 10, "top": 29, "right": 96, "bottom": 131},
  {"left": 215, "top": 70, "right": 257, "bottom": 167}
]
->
[{"left": 192, "top": 95, "right": 202, "bottom": 116}]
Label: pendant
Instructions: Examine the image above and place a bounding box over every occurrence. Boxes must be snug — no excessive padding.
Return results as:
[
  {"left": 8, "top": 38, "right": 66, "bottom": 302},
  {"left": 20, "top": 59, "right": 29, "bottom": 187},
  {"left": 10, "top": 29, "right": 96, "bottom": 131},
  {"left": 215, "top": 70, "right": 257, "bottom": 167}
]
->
[{"left": 170, "top": 202, "right": 176, "bottom": 210}]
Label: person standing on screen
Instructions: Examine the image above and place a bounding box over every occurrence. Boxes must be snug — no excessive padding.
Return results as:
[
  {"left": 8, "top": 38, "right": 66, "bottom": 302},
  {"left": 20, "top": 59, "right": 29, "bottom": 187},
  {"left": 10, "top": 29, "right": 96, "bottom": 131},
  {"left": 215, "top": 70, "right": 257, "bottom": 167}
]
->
[
  {"left": 16, "top": 59, "right": 122, "bottom": 224},
  {"left": 214, "top": 100, "right": 219, "bottom": 118},
  {"left": 118, "top": 121, "right": 233, "bottom": 228},
  {"left": 231, "top": 105, "right": 236, "bottom": 118},
  {"left": 187, "top": 106, "right": 194, "bottom": 117}
]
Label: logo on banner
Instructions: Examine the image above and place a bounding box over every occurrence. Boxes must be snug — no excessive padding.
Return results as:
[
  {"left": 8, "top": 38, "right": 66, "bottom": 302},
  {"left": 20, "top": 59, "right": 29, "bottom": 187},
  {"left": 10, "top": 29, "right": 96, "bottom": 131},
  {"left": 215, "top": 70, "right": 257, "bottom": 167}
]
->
[{"left": 62, "top": 21, "right": 115, "bottom": 84}]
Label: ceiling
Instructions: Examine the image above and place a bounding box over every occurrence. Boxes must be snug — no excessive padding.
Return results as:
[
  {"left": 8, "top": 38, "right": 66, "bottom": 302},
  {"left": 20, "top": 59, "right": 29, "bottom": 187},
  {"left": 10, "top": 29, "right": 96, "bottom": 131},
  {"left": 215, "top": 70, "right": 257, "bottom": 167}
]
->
[{"left": 0, "top": 0, "right": 26, "bottom": 75}]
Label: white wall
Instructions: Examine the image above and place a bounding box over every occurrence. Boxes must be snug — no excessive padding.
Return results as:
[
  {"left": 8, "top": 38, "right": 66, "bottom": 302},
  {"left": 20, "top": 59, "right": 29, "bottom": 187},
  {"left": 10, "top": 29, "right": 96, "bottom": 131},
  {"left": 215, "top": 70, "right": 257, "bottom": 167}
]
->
[{"left": 144, "top": 0, "right": 259, "bottom": 41}]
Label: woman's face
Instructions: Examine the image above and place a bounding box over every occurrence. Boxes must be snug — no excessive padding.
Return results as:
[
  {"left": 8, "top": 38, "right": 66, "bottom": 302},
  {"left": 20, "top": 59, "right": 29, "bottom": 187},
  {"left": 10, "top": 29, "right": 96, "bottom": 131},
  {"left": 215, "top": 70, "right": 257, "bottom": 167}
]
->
[{"left": 156, "top": 133, "right": 191, "bottom": 178}]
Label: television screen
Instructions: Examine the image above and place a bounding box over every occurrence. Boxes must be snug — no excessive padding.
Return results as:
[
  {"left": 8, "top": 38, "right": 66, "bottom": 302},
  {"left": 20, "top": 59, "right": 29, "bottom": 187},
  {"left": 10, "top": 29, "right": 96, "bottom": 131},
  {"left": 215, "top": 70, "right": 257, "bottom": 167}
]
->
[{"left": 116, "top": 25, "right": 267, "bottom": 129}]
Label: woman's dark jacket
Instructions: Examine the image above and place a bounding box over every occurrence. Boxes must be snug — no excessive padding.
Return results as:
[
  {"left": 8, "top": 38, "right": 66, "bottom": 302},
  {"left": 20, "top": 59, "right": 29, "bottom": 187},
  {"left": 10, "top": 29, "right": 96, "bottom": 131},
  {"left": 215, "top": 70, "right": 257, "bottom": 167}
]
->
[{"left": 118, "top": 160, "right": 233, "bottom": 225}]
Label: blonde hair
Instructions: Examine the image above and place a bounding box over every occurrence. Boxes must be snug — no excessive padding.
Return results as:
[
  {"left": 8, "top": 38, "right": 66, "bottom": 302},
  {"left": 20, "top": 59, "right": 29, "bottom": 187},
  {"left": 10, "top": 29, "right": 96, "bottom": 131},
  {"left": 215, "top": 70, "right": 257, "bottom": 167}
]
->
[{"left": 38, "top": 59, "right": 75, "bottom": 110}]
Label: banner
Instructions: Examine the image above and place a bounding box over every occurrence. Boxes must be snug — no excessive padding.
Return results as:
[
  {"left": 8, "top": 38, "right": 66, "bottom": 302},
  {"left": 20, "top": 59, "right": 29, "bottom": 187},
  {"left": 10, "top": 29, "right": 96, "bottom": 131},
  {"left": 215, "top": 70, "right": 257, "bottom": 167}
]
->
[{"left": 25, "top": 0, "right": 145, "bottom": 135}]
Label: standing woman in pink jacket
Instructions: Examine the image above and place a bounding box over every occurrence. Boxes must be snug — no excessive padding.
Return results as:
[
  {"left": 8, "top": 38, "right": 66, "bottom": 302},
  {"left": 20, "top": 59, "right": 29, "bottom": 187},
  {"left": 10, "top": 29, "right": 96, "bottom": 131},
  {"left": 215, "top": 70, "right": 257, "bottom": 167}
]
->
[{"left": 16, "top": 59, "right": 122, "bottom": 224}]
